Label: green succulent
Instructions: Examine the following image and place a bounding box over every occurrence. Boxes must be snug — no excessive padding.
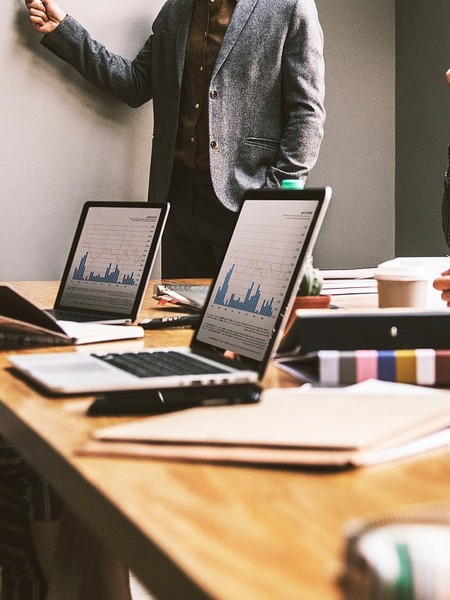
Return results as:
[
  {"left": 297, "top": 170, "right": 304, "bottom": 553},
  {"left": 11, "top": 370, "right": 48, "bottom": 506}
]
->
[{"left": 298, "top": 264, "right": 323, "bottom": 296}]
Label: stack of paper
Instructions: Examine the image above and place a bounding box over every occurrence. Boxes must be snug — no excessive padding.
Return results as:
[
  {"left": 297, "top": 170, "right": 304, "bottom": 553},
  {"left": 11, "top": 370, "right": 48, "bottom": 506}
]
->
[{"left": 78, "top": 385, "right": 450, "bottom": 468}]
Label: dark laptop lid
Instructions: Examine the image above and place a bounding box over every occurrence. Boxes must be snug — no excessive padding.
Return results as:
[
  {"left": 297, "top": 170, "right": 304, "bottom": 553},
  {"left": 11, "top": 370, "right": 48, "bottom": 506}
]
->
[
  {"left": 190, "top": 187, "right": 332, "bottom": 377},
  {"left": 53, "top": 201, "right": 169, "bottom": 321}
]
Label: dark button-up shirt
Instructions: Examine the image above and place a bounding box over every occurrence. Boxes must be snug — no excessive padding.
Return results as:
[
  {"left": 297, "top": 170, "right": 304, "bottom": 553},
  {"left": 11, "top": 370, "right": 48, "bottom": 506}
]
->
[{"left": 174, "top": 0, "right": 237, "bottom": 171}]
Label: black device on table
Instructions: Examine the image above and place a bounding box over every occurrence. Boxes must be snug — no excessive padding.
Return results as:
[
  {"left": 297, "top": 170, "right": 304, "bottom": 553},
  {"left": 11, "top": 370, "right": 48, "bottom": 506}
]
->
[
  {"left": 87, "top": 383, "right": 262, "bottom": 416},
  {"left": 138, "top": 314, "right": 201, "bottom": 330}
]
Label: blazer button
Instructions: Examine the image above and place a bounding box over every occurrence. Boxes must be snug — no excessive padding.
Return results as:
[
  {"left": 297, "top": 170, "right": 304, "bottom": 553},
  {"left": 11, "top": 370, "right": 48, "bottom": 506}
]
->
[
  {"left": 210, "top": 141, "right": 218, "bottom": 149},
  {"left": 210, "top": 90, "right": 218, "bottom": 99}
]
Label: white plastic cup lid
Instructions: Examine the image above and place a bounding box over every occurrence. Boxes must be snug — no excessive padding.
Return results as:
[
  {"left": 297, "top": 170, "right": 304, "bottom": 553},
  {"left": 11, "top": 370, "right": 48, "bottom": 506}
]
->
[{"left": 374, "top": 262, "right": 428, "bottom": 281}]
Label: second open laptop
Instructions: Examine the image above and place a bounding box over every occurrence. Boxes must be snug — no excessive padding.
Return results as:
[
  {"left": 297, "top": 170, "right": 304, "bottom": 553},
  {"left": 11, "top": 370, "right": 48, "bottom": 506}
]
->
[
  {"left": 9, "top": 187, "right": 331, "bottom": 395},
  {"left": 46, "top": 201, "right": 169, "bottom": 324}
]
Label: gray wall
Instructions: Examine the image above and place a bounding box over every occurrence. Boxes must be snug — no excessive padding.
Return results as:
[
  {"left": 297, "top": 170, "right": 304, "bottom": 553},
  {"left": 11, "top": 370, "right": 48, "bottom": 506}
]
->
[
  {"left": 0, "top": 0, "right": 419, "bottom": 280},
  {"left": 2, "top": 0, "right": 164, "bottom": 281},
  {"left": 395, "top": 0, "right": 450, "bottom": 257},
  {"left": 311, "top": 0, "right": 395, "bottom": 268}
]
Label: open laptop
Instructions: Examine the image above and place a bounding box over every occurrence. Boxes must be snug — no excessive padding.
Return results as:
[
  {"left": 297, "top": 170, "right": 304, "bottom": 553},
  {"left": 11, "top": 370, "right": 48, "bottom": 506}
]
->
[
  {"left": 45, "top": 201, "right": 169, "bottom": 324},
  {"left": 9, "top": 187, "right": 331, "bottom": 395}
]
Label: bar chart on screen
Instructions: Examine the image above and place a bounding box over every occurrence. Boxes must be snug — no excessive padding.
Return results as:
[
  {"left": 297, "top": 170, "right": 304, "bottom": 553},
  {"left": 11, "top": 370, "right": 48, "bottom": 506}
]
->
[
  {"left": 213, "top": 264, "right": 275, "bottom": 316},
  {"left": 70, "top": 221, "right": 152, "bottom": 286},
  {"left": 197, "top": 199, "right": 319, "bottom": 360},
  {"left": 72, "top": 251, "right": 137, "bottom": 285},
  {"left": 58, "top": 206, "right": 161, "bottom": 313},
  {"left": 210, "top": 207, "right": 313, "bottom": 318}
]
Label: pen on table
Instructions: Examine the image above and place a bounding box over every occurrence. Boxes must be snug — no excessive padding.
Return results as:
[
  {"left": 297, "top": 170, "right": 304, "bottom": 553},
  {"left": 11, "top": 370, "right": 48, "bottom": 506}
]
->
[{"left": 138, "top": 314, "right": 202, "bottom": 329}]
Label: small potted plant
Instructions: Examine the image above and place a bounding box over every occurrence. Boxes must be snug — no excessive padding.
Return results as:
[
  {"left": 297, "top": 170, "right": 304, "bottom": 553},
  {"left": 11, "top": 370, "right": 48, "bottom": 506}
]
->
[
  {"left": 286, "top": 259, "right": 331, "bottom": 329},
  {"left": 298, "top": 262, "right": 324, "bottom": 298},
  {"left": 295, "top": 260, "right": 331, "bottom": 308}
]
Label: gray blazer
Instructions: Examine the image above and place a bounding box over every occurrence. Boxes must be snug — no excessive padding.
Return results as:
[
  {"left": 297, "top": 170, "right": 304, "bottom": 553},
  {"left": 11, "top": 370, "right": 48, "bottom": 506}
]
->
[{"left": 43, "top": 0, "right": 325, "bottom": 211}]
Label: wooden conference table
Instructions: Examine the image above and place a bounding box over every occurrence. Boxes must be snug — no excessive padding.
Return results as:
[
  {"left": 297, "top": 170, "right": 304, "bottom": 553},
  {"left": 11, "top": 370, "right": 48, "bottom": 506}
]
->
[{"left": 1, "top": 280, "right": 450, "bottom": 600}]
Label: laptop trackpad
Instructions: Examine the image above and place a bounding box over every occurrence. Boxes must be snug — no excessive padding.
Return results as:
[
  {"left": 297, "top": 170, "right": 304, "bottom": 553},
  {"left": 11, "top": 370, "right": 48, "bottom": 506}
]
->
[{"left": 11, "top": 353, "right": 136, "bottom": 391}]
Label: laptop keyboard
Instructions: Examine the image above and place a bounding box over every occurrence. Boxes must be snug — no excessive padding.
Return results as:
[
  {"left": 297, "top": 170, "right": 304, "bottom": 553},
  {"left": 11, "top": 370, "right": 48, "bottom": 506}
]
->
[{"left": 93, "top": 350, "right": 229, "bottom": 378}]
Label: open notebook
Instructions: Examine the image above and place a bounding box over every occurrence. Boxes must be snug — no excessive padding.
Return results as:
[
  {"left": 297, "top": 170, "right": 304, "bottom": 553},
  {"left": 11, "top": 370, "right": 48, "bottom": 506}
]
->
[{"left": 9, "top": 187, "right": 331, "bottom": 395}]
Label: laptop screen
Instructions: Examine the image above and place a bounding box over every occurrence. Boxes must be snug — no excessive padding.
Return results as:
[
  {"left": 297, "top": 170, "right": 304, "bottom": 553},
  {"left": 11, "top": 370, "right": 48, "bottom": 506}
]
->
[
  {"left": 194, "top": 188, "right": 331, "bottom": 368},
  {"left": 54, "top": 202, "right": 169, "bottom": 319}
]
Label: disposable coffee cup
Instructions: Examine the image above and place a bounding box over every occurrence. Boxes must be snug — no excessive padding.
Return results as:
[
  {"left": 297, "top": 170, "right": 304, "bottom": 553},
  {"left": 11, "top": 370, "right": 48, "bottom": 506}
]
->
[{"left": 374, "top": 262, "right": 428, "bottom": 308}]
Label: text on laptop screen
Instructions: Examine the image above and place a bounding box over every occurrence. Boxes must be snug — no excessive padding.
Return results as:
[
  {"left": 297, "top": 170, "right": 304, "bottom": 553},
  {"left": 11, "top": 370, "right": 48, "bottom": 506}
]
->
[
  {"left": 196, "top": 199, "right": 319, "bottom": 361},
  {"left": 58, "top": 206, "right": 162, "bottom": 314}
]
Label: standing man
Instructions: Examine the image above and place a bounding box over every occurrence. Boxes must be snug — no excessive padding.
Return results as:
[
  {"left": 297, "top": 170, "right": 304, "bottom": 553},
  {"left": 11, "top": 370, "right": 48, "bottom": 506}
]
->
[{"left": 25, "top": 0, "right": 325, "bottom": 278}]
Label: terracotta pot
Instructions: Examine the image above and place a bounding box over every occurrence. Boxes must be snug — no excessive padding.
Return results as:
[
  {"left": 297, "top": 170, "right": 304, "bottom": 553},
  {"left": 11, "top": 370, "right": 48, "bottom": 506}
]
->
[
  {"left": 285, "top": 294, "right": 331, "bottom": 330},
  {"left": 292, "top": 294, "right": 331, "bottom": 309}
]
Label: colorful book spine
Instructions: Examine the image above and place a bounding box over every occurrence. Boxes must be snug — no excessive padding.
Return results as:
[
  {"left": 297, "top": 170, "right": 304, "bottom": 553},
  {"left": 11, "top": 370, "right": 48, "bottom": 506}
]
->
[{"left": 317, "top": 349, "right": 450, "bottom": 386}]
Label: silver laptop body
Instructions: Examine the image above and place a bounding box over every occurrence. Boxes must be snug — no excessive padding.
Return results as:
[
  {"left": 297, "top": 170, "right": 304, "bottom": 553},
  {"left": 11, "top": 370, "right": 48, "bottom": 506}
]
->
[
  {"left": 9, "top": 188, "right": 331, "bottom": 395},
  {"left": 46, "top": 201, "right": 169, "bottom": 324}
]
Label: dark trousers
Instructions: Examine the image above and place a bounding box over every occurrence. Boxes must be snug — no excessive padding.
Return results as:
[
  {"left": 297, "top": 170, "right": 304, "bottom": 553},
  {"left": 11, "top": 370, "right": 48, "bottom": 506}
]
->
[
  {"left": 161, "top": 166, "right": 238, "bottom": 279},
  {"left": 0, "top": 437, "right": 63, "bottom": 599},
  {"left": 0, "top": 478, "right": 46, "bottom": 600}
]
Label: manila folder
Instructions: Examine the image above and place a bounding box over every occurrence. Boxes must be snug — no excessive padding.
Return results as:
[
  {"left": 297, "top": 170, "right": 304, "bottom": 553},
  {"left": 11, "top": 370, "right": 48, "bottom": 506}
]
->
[{"left": 79, "top": 390, "right": 450, "bottom": 468}]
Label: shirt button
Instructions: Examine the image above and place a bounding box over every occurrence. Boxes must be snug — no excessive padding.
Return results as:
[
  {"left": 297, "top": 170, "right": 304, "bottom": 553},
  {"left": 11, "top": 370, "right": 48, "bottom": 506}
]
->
[
  {"left": 195, "top": 103, "right": 200, "bottom": 109},
  {"left": 210, "top": 141, "right": 218, "bottom": 149},
  {"left": 190, "top": 137, "right": 195, "bottom": 143},
  {"left": 210, "top": 90, "right": 218, "bottom": 99}
]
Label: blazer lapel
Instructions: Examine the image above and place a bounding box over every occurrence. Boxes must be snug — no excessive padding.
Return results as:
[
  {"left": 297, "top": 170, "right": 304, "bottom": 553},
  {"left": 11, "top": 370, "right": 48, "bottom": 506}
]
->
[{"left": 212, "top": 0, "right": 260, "bottom": 78}]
